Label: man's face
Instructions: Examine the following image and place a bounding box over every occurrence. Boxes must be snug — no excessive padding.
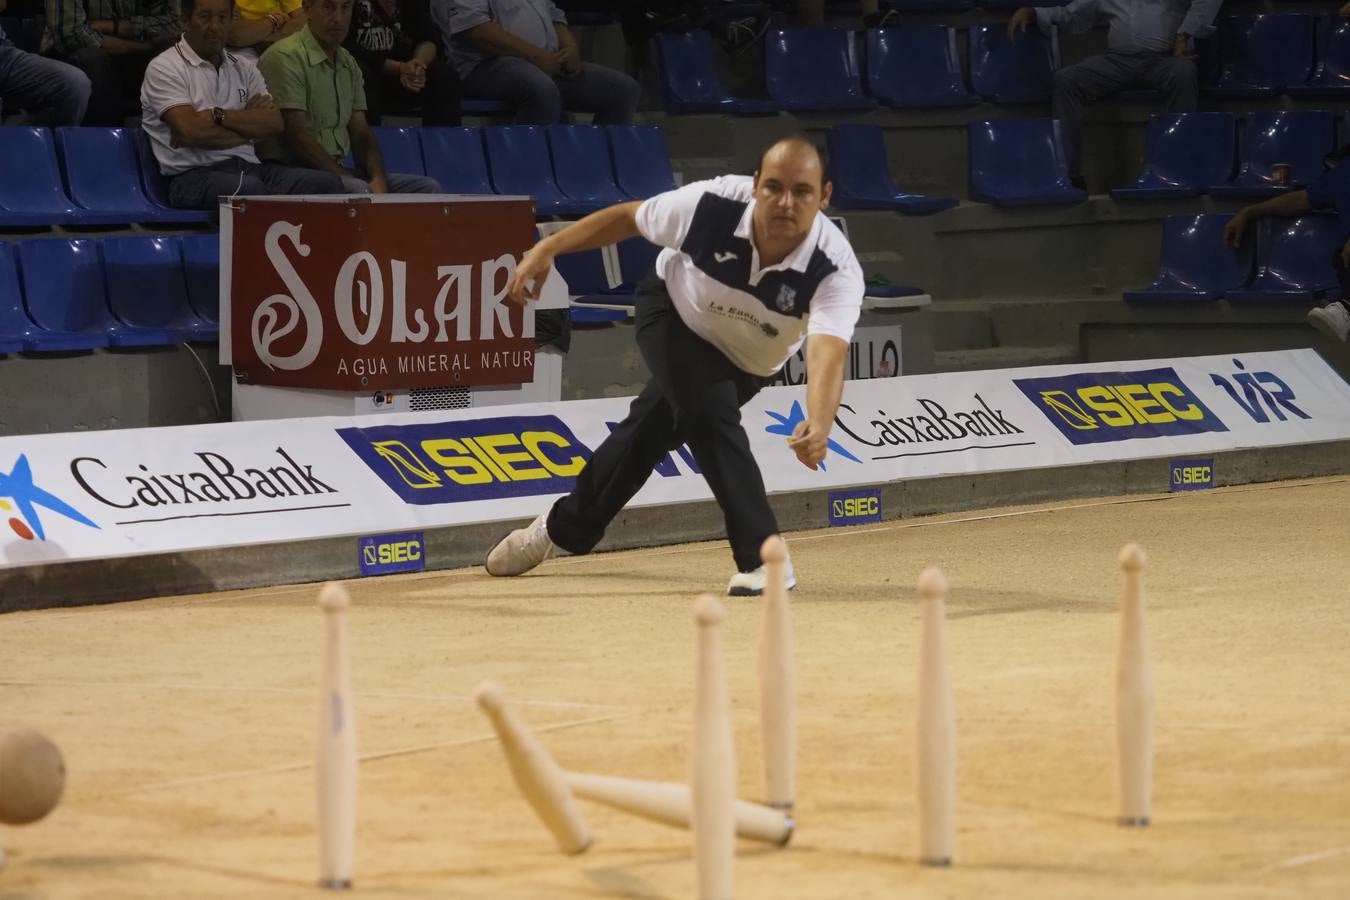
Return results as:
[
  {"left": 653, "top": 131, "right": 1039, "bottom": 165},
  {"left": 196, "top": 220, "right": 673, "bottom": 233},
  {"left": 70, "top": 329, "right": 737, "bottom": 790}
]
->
[
  {"left": 752, "top": 146, "right": 831, "bottom": 248},
  {"left": 185, "top": 0, "right": 231, "bottom": 57},
  {"left": 306, "top": 0, "right": 353, "bottom": 48}
]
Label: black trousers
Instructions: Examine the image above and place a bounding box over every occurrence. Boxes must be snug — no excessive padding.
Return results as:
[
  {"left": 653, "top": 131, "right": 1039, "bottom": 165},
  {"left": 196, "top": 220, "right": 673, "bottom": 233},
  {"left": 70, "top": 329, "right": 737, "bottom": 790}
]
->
[
  {"left": 548, "top": 274, "right": 780, "bottom": 572},
  {"left": 358, "top": 58, "right": 461, "bottom": 127}
]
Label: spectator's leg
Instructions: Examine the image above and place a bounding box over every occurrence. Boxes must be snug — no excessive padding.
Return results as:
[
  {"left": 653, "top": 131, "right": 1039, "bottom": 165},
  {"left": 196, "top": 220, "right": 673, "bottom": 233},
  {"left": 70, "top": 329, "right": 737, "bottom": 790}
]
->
[
  {"left": 460, "top": 56, "right": 562, "bottom": 124},
  {"left": 62, "top": 46, "right": 121, "bottom": 125},
  {"left": 339, "top": 173, "right": 372, "bottom": 193},
  {"left": 356, "top": 59, "right": 385, "bottom": 126},
  {"left": 0, "top": 49, "right": 91, "bottom": 125},
  {"left": 383, "top": 172, "right": 443, "bottom": 193},
  {"left": 1139, "top": 54, "right": 1199, "bottom": 113},
  {"left": 420, "top": 59, "right": 462, "bottom": 126},
  {"left": 256, "top": 162, "right": 347, "bottom": 195},
  {"left": 555, "top": 62, "right": 641, "bottom": 125},
  {"left": 167, "top": 161, "right": 267, "bottom": 210},
  {"left": 1050, "top": 53, "right": 1136, "bottom": 181}
]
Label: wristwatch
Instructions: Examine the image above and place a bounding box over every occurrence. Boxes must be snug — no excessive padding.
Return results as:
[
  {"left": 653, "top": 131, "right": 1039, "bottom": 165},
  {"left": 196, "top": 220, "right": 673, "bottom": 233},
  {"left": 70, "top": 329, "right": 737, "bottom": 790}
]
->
[{"left": 212, "top": 107, "right": 225, "bottom": 127}]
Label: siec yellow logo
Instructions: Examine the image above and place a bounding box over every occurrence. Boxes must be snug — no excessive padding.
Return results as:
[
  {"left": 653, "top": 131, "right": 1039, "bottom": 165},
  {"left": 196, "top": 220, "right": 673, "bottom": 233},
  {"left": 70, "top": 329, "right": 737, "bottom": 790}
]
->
[
  {"left": 1036, "top": 382, "right": 1204, "bottom": 431},
  {"left": 364, "top": 539, "right": 421, "bottom": 565},
  {"left": 832, "top": 496, "right": 878, "bottom": 518},
  {"left": 1171, "top": 465, "right": 1212, "bottom": 486},
  {"left": 372, "top": 432, "right": 586, "bottom": 489}
]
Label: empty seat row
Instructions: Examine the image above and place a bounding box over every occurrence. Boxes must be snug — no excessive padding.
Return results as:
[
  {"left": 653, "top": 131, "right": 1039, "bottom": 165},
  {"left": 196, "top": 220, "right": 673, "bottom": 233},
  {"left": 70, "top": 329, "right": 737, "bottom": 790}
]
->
[
  {"left": 369, "top": 124, "right": 677, "bottom": 217},
  {"left": 1204, "top": 14, "right": 1349, "bottom": 98},
  {"left": 1114, "top": 111, "right": 1341, "bottom": 201},
  {"left": 655, "top": 26, "right": 1055, "bottom": 114},
  {"left": 0, "top": 127, "right": 212, "bottom": 226},
  {"left": 0, "top": 236, "right": 219, "bottom": 353},
  {"left": 655, "top": 17, "right": 1350, "bottom": 116},
  {"left": 0, "top": 123, "right": 678, "bottom": 226},
  {"left": 1126, "top": 214, "right": 1342, "bottom": 305}
]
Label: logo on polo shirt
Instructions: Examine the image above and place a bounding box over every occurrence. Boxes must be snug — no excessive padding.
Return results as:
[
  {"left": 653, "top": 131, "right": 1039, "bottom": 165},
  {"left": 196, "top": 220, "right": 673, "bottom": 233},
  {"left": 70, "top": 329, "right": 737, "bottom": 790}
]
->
[{"left": 775, "top": 285, "right": 796, "bottom": 313}]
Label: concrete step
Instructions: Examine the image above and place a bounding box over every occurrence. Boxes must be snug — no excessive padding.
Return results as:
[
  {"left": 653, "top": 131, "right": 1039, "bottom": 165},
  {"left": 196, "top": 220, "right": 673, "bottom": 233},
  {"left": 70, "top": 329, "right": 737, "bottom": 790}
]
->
[{"left": 934, "top": 344, "right": 1080, "bottom": 373}]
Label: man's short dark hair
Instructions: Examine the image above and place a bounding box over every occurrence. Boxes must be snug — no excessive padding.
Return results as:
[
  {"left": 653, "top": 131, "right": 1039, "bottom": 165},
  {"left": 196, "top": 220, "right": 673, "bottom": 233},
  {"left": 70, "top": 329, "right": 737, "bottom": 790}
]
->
[
  {"left": 182, "top": 0, "right": 235, "bottom": 18},
  {"left": 754, "top": 134, "right": 832, "bottom": 187}
]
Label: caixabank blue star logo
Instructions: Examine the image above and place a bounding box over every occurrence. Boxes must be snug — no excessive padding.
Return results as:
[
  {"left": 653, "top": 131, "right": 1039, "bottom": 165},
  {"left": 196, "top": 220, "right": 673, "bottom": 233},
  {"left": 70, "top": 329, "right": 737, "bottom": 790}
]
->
[
  {"left": 0, "top": 454, "right": 99, "bottom": 541},
  {"left": 763, "top": 401, "right": 862, "bottom": 472}
]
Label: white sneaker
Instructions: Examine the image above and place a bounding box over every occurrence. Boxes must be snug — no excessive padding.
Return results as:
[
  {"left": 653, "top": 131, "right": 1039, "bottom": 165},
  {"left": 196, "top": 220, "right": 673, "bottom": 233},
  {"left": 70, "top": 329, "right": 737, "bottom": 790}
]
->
[
  {"left": 1308, "top": 302, "right": 1350, "bottom": 342},
  {"left": 484, "top": 513, "right": 557, "bottom": 576},
  {"left": 727, "top": 558, "right": 797, "bottom": 597}
]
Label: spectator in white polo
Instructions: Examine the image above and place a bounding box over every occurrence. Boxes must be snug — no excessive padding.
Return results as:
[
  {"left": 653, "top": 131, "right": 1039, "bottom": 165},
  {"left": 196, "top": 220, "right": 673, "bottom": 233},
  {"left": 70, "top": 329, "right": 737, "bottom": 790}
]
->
[{"left": 139, "top": 0, "right": 345, "bottom": 210}]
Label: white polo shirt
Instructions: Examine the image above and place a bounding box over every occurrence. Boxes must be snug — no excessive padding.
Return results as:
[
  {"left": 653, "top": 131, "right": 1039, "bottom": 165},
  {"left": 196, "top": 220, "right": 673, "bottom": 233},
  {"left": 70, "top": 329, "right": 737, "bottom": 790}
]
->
[
  {"left": 635, "top": 175, "right": 864, "bottom": 377},
  {"left": 140, "top": 37, "right": 270, "bottom": 176}
]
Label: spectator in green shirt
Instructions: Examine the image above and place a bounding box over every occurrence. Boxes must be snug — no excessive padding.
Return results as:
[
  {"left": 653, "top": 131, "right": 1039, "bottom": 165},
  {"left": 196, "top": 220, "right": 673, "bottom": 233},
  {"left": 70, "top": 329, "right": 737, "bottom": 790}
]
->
[{"left": 256, "top": 0, "right": 441, "bottom": 193}]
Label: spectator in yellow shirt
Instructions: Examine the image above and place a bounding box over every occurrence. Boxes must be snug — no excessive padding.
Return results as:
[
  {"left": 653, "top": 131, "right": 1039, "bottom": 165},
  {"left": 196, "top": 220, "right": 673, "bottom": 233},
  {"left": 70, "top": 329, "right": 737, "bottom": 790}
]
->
[{"left": 228, "top": 0, "right": 305, "bottom": 56}]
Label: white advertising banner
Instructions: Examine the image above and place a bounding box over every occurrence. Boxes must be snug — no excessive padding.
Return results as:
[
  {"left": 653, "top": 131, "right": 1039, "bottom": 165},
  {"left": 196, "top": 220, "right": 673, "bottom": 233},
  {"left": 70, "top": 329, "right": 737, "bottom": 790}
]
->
[{"left": 2, "top": 350, "right": 1348, "bottom": 568}]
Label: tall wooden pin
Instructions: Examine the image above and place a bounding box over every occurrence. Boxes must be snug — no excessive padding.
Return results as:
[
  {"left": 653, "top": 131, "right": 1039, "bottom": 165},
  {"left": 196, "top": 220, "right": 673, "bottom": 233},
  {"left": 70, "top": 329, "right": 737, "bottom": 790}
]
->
[
  {"left": 317, "top": 583, "right": 357, "bottom": 891},
  {"left": 692, "top": 594, "right": 735, "bottom": 900},
  {"left": 916, "top": 567, "right": 955, "bottom": 867},
  {"left": 758, "top": 536, "right": 796, "bottom": 818},
  {"left": 475, "top": 681, "right": 592, "bottom": 854},
  {"left": 1115, "top": 543, "right": 1153, "bottom": 827}
]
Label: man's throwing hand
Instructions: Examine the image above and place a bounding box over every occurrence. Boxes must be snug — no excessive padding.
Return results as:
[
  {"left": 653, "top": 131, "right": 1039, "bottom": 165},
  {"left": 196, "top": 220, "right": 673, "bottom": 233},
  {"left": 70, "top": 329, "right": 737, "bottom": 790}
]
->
[
  {"left": 507, "top": 244, "right": 554, "bottom": 307},
  {"left": 786, "top": 420, "right": 829, "bottom": 471}
]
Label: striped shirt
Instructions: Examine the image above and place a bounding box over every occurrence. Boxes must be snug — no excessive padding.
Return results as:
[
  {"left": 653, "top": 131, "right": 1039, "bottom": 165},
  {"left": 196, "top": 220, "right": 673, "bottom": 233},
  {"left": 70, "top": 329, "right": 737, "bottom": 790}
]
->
[
  {"left": 44, "top": 0, "right": 179, "bottom": 55},
  {"left": 635, "top": 175, "right": 864, "bottom": 377}
]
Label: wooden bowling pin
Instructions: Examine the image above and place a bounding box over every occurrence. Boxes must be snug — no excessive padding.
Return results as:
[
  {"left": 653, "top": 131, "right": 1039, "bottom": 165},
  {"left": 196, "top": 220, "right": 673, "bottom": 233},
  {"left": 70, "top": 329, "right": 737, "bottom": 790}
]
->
[
  {"left": 916, "top": 567, "right": 955, "bottom": 867},
  {"left": 758, "top": 536, "right": 797, "bottom": 815},
  {"left": 317, "top": 583, "right": 358, "bottom": 891},
  {"left": 1115, "top": 543, "right": 1154, "bottom": 827},
  {"left": 692, "top": 595, "right": 735, "bottom": 900}
]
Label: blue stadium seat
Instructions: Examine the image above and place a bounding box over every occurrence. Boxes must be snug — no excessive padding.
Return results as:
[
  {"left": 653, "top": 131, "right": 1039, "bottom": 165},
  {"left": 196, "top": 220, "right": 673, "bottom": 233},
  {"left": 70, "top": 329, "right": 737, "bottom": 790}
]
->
[
  {"left": 130, "top": 127, "right": 179, "bottom": 212},
  {"left": 4, "top": 241, "right": 112, "bottom": 351},
  {"left": 764, "top": 29, "right": 873, "bottom": 112},
  {"left": 1207, "top": 15, "right": 1315, "bottom": 97},
  {"left": 0, "top": 242, "right": 38, "bottom": 353},
  {"left": 15, "top": 239, "right": 117, "bottom": 348},
  {"left": 420, "top": 127, "right": 494, "bottom": 195},
  {"left": 0, "top": 127, "right": 110, "bottom": 227},
  {"left": 1288, "top": 16, "right": 1350, "bottom": 97},
  {"left": 485, "top": 126, "right": 593, "bottom": 216},
  {"left": 653, "top": 31, "right": 778, "bottom": 115},
  {"left": 1123, "top": 214, "right": 1253, "bottom": 303},
  {"left": 826, "top": 124, "right": 958, "bottom": 214},
  {"left": 101, "top": 237, "right": 215, "bottom": 344},
  {"left": 1209, "top": 111, "right": 1333, "bottom": 198},
  {"left": 180, "top": 234, "right": 221, "bottom": 325},
  {"left": 553, "top": 247, "right": 611, "bottom": 296},
  {"left": 1111, "top": 113, "right": 1236, "bottom": 200},
  {"left": 1226, "top": 216, "right": 1342, "bottom": 303},
  {"left": 968, "top": 119, "right": 1088, "bottom": 206},
  {"left": 372, "top": 126, "right": 426, "bottom": 176},
  {"left": 865, "top": 27, "right": 978, "bottom": 109},
  {"left": 607, "top": 125, "right": 678, "bottom": 200},
  {"left": 969, "top": 24, "right": 1058, "bottom": 104},
  {"left": 55, "top": 128, "right": 210, "bottom": 224},
  {"left": 615, "top": 237, "right": 662, "bottom": 290},
  {"left": 546, "top": 125, "right": 629, "bottom": 209}
]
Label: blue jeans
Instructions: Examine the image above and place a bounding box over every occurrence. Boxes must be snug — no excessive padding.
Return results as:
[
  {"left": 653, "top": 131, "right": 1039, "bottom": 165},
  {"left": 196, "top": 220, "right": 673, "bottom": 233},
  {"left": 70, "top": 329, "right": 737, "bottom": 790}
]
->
[
  {"left": 339, "top": 170, "right": 444, "bottom": 194},
  {"left": 0, "top": 41, "right": 91, "bottom": 125},
  {"left": 461, "top": 58, "right": 640, "bottom": 125},
  {"left": 168, "top": 158, "right": 348, "bottom": 210}
]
